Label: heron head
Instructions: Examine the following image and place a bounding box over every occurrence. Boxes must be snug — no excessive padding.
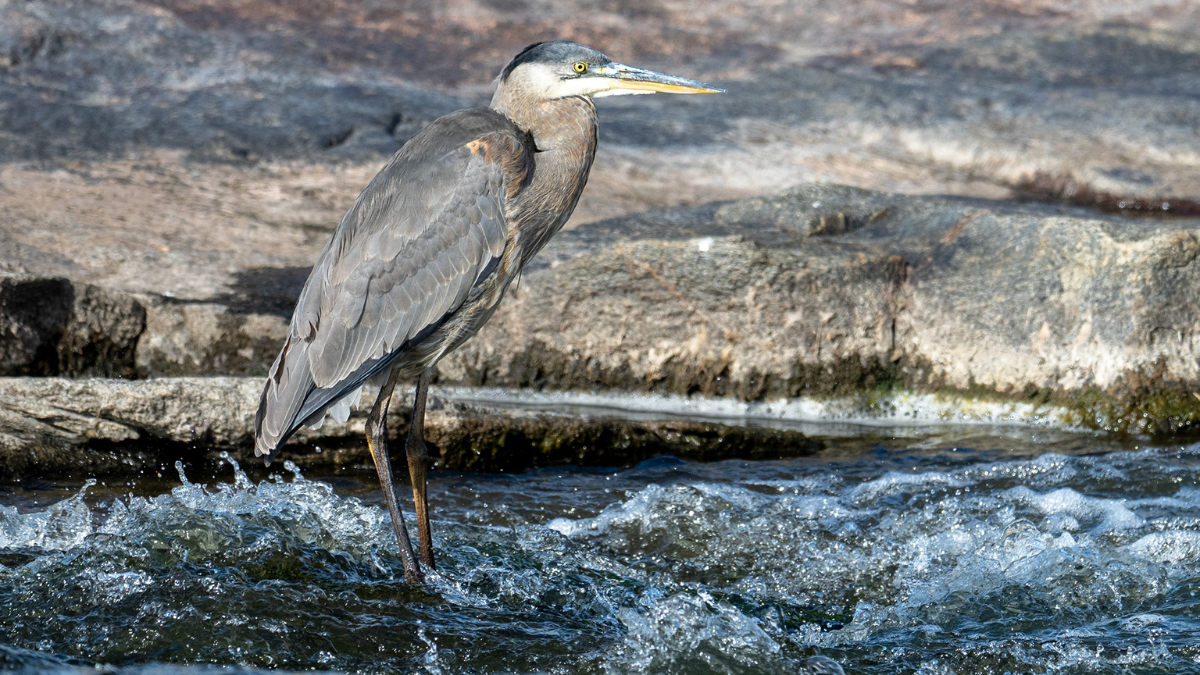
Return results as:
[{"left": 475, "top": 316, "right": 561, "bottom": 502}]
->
[{"left": 495, "top": 41, "right": 722, "bottom": 102}]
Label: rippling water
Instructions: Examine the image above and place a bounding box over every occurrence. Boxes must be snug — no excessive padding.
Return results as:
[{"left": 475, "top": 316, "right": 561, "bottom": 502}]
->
[{"left": 3, "top": 438, "right": 1200, "bottom": 674}]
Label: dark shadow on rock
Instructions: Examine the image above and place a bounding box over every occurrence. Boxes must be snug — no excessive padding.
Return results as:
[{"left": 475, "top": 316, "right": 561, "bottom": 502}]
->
[
  {"left": 0, "top": 435, "right": 211, "bottom": 481},
  {"left": 0, "top": 277, "right": 72, "bottom": 376},
  {"left": 0, "top": 276, "right": 144, "bottom": 377},
  {"left": 1013, "top": 171, "right": 1200, "bottom": 218},
  {"left": 425, "top": 413, "right": 824, "bottom": 473},
  {"left": 212, "top": 266, "right": 312, "bottom": 318}
]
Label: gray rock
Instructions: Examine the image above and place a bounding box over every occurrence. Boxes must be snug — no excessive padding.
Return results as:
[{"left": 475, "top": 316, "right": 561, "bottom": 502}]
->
[
  {"left": 135, "top": 299, "right": 284, "bottom": 377},
  {"left": 439, "top": 184, "right": 1200, "bottom": 434},
  {"left": 0, "top": 377, "right": 820, "bottom": 477},
  {"left": 3, "top": 0, "right": 1200, "bottom": 224},
  {"left": 6, "top": 182, "right": 1200, "bottom": 437},
  {"left": 7, "top": 181, "right": 1200, "bottom": 437},
  {"left": 0, "top": 0, "right": 465, "bottom": 164}
]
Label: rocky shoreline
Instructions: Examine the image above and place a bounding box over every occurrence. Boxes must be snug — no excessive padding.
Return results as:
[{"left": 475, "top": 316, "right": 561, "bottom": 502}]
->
[
  {"left": 10, "top": 184, "right": 1200, "bottom": 433},
  {"left": 6, "top": 182, "right": 1200, "bottom": 476}
]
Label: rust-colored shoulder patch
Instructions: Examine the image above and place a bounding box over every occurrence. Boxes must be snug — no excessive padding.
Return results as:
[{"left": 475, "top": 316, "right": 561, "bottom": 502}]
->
[
  {"left": 466, "top": 133, "right": 534, "bottom": 200},
  {"left": 464, "top": 138, "right": 489, "bottom": 160}
]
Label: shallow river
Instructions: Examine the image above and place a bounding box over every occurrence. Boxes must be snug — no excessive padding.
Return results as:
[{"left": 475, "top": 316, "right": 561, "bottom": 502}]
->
[{"left": 3, "top": 433, "right": 1200, "bottom": 674}]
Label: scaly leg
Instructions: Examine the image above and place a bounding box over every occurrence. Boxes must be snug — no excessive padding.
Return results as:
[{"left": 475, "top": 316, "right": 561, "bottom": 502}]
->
[
  {"left": 406, "top": 369, "right": 436, "bottom": 569},
  {"left": 367, "top": 369, "right": 423, "bottom": 583}
]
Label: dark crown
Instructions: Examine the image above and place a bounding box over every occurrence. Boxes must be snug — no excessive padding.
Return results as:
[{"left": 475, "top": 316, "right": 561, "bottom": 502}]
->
[{"left": 500, "top": 41, "right": 611, "bottom": 81}]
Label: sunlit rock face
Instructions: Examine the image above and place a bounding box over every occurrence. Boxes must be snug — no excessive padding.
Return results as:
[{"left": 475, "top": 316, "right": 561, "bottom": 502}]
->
[
  {"left": 3, "top": 0, "right": 1200, "bottom": 214},
  {"left": 442, "top": 184, "right": 1200, "bottom": 435}
]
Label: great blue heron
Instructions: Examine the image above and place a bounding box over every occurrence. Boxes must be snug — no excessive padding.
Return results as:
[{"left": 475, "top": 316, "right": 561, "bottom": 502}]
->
[{"left": 254, "top": 41, "right": 721, "bottom": 583}]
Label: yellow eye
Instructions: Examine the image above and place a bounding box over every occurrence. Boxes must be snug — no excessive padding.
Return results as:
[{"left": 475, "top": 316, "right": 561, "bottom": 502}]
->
[{"left": 573, "top": 62, "right": 588, "bottom": 74}]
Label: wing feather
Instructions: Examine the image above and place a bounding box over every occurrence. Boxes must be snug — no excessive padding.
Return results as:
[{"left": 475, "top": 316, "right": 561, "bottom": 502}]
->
[{"left": 254, "top": 108, "right": 533, "bottom": 459}]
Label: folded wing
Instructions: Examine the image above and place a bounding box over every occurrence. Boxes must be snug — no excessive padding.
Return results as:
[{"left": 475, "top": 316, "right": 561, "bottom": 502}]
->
[{"left": 254, "top": 109, "right": 533, "bottom": 460}]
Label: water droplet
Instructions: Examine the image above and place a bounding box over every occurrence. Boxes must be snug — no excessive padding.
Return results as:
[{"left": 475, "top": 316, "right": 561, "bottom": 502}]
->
[
  {"left": 283, "top": 460, "right": 304, "bottom": 481},
  {"left": 219, "top": 451, "right": 253, "bottom": 489}
]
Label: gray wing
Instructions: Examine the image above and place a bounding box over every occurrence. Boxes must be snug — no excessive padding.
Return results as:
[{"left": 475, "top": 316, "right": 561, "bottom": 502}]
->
[{"left": 255, "top": 109, "right": 533, "bottom": 459}]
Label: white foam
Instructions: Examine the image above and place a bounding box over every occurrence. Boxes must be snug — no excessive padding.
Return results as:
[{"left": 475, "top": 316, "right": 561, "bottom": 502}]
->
[
  {"left": 1125, "top": 530, "right": 1200, "bottom": 563},
  {"left": 0, "top": 480, "right": 95, "bottom": 550},
  {"left": 1004, "top": 486, "right": 1146, "bottom": 531},
  {"left": 955, "top": 452, "right": 1078, "bottom": 485},
  {"left": 5, "top": 444, "right": 1199, "bottom": 673},
  {"left": 850, "top": 470, "right": 968, "bottom": 503},
  {"left": 97, "top": 459, "right": 396, "bottom": 559},
  {"left": 546, "top": 446, "right": 1200, "bottom": 662},
  {"left": 76, "top": 569, "right": 155, "bottom": 605},
  {"left": 605, "top": 591, "right": 794, "bottom": 674},
  {"left": 549, "top": 484, "right": 670, "bottom": 538}
]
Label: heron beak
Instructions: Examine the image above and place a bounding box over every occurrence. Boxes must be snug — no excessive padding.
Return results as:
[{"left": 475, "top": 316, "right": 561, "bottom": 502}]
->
[{"left": 593, "top": 63, "right": 724, "bottom": 95}]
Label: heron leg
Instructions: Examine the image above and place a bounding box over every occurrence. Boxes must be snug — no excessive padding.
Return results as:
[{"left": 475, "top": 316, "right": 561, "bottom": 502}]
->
[
  {"left": 406, "top": 369, "right": 436, "bottom": 569},
  {"left": 366, "top": 370, "right": 423, "bottom": 583}
]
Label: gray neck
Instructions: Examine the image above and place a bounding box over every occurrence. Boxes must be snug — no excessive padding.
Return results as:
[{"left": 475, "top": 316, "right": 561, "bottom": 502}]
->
[{"left": 491, "top": 91, "right": 598, "bottom": 265}]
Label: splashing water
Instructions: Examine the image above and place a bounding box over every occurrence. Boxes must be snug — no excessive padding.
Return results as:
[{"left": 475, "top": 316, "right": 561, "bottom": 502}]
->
[{"left": 3, "top": 444, "right": 1200, "bottom": 674}]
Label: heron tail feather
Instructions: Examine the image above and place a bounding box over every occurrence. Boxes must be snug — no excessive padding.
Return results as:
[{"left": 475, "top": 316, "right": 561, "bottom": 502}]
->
[{"left": 254, "top": 337, "right": 315, "bottom": 464}]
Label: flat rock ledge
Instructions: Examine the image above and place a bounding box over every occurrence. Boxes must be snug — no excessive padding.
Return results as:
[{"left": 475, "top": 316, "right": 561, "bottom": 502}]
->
[
  {"left": 0, "top": 377, "right": 820, "bottom": 478},
  {"left": 6, "top": 183, "right": 1200, "bottom": 474}
]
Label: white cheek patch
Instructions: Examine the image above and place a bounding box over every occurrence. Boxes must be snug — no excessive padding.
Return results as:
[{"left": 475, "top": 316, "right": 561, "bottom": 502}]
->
[
  {"left": 519, "top": 63, "right": 564, "bottom": 96},
  {"left": 547, "top": 76, "right": 618, "bottom": 99},
  {"left": 517, "top": 63, "right": 649, "bottom": 99}
]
